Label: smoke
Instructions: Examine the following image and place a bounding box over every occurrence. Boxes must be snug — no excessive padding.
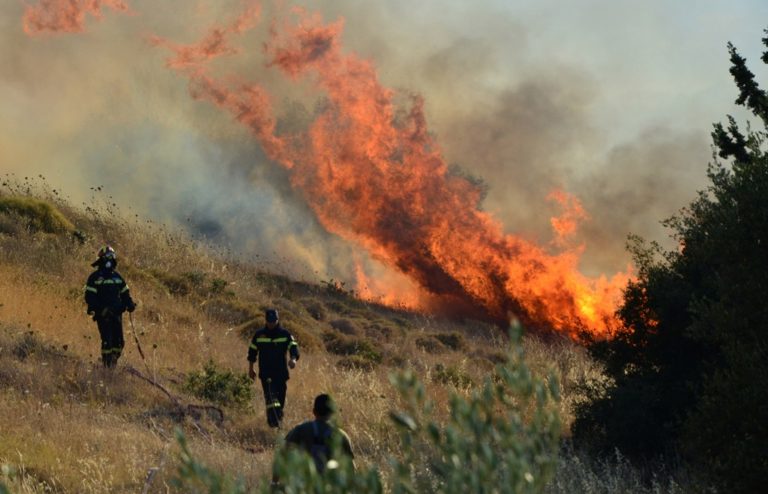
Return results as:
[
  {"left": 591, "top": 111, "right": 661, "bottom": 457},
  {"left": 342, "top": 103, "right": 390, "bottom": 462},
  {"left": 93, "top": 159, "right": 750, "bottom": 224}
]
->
[
  {"left": 1, "top": 0, "right": 738, "bottom": 328},
  {"left": 577, "top": 129, "right": 712, "bottom": 274}
]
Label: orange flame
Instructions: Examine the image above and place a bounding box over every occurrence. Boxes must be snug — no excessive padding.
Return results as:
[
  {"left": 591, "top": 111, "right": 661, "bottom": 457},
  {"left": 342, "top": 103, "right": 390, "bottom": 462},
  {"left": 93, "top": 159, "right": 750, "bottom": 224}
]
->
[
  {"left": 148, "top": 3, "right": 261, "bottom": 70},
  {"left": 548, "top": 189, "right": 588, "bottom": 246},
  {"left": 151, "top": 5, "right": 633, "bottom": 338},
  {"left": 23, "top": 0, "right": 129, "bottom": 35},
  {"left": 354, "top": 260, "right": 423, "bottom": 310}
]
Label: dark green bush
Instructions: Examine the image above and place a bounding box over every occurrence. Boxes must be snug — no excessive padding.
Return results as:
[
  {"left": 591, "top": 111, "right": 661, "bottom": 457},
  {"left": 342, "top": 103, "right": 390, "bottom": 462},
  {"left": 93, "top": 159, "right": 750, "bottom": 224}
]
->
[
  {"left": 432, "top": 331, "right": 465, "bottom": 351},
  {"left": 322, "top": 331, "right": 382, "bottom": 363},
  {"left": 183, "top": 271, "right": 206, "bottom": 290},
  {"left": 183, "top": 360, "right": 253, "bottom": 409},
  {"left": 304, "top": 300, "right": 327, "bottom": 321},
  {"left": 363, "top": 321, "right": 397, "bottom": 341},
  {"left": 210, "top": 278, "right": 228, "bottom": 295},
  {"left": 414, "top": 335, "right": 446, "bottom": 353},
  {"left": 433, "top": 363, "right": 472, "bottom": 388},
  {"left": 329, "top": 319, "right": 359, "bottom": 335},
  {"left": 573, "top": 32, "right": 768, "bottom": 493},
  {"left": 149, "top": 269, "right": 193, "bottom": 296}
]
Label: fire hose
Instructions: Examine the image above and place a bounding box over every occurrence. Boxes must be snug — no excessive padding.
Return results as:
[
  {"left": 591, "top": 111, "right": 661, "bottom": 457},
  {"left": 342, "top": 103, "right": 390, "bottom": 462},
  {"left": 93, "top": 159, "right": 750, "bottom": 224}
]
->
[{"left": 128, "top": 312, "right": 151, "bottom": 375}]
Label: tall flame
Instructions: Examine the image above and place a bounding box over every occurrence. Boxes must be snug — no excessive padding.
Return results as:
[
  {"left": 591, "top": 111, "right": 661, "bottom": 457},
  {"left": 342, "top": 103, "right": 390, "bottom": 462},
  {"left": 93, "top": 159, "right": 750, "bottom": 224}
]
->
[
  {"left": 23, "top": 0, "right": 129, "bottom": 35},
  {"left": 152, "top": 5, "right": 632, "bottom": 337},
  {"left": 23, "top": 1, "right": 632, "bottom": 337}
]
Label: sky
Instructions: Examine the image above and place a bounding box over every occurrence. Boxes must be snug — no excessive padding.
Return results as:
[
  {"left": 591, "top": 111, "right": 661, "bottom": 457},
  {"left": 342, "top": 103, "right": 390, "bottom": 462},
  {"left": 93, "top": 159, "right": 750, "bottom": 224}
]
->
[{"left": 2, "top": 0, "right": 767, "bottom": 295}]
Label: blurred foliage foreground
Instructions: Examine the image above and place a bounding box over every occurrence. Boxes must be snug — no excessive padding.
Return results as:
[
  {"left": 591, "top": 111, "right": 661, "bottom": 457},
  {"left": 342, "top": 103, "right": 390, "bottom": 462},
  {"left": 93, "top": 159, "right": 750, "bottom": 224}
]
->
[{"left": 171, "top": 327, "right": 561, "bottom": 494}]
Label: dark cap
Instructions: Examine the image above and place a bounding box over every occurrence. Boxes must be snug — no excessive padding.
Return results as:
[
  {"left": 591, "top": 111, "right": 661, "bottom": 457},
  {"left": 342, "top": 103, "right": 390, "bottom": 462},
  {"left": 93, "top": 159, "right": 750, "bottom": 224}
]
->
[
  {"left": 265, "top": 308, "right": 279, "bottom": 323},
  {"left": 313, "top": 394, "right": 336, "bottom": 416}
]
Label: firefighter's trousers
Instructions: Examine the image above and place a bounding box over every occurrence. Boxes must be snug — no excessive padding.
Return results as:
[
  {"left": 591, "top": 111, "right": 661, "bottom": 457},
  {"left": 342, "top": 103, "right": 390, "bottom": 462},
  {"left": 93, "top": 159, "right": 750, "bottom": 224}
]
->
[
  {"left": 260, "top": 377, "right": 287, "bottom": 428},
  {"left": 95, "top": 313, "right": 124, "bottom": 368}
]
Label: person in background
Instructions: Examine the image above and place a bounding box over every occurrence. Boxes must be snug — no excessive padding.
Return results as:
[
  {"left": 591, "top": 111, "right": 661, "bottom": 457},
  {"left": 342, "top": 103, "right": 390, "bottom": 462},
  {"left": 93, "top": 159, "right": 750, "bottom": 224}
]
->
[
  {"left": 247, "top": 308, "right": 299, "bottom": 428},
  {"left": 284, "top": 394, "right": 354, "bottom": 471},
  {"left": 84, "top": 245, "right": 136, "bottom": 368},
  {"left": 271, "top": 394, "right": 355, "bottom": 489}
]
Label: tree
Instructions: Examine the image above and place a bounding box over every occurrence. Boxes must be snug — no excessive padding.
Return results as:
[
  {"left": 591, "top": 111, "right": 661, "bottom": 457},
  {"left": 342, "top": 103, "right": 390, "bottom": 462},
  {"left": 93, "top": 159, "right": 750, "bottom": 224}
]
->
[{"left": 573, "top": 31, "right": 768, "bottom": 493}]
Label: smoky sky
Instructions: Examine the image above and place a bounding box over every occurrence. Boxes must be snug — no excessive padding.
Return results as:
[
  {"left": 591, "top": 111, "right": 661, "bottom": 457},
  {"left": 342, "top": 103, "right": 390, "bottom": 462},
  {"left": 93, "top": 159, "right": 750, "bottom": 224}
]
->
[{"left": 1, "top": 0, "right": 766, "bottom": 287}]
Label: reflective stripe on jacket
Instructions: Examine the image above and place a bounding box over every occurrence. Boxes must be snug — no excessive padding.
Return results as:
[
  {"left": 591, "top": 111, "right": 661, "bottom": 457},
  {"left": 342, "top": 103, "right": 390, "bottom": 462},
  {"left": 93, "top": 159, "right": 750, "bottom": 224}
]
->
[
  {"left": 84, "top": 268, "right": 133, "bottom": 315},
  {"left": 247, "top": 326, "right": 299, "bottom": 380}
]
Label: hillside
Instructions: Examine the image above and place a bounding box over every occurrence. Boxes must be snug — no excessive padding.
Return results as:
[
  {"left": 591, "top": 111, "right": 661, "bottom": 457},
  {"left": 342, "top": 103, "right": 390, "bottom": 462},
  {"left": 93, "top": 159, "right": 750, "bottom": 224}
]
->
[{"left": 0, "top": 180, "right": 686, "bottom": 493}]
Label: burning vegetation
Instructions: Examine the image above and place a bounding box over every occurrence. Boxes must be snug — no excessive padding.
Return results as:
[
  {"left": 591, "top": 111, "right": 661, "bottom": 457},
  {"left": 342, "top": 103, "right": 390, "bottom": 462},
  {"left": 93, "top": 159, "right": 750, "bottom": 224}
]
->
[{"left": 149, "top": 4, "right": 632, "bottom": 338}]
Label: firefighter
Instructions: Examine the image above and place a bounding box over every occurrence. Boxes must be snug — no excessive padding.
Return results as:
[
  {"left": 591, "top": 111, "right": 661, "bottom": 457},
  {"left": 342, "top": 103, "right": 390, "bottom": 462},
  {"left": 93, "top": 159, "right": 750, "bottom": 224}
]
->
[
  {"left": 84, "top": 245, "right": 136, "bottom": 368},
  {"left": 283, "top": 394, "right": 354, "bottom": 471},
  {"left": 248, "top": 308, "right": 299, "bottom": 428},
  {"left": 271, "top": 394, "right": 355, "bottom": 487}
]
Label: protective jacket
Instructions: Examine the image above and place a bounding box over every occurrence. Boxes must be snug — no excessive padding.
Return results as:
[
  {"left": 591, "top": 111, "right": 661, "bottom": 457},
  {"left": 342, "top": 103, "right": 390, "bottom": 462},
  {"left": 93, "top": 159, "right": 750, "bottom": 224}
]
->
[
  {"left": 247, "top": 325, "right": 299, "bottom": 381},
  {"left": 84, "top": 267, "right": 135, "bottom": 317},
  {"left": 284, "top": 419, "right": 355, "bottom": 466}
]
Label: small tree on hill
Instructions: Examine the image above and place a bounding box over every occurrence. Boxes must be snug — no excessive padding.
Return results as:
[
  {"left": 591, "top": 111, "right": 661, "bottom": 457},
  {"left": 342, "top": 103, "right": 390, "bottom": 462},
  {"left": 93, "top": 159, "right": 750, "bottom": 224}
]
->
[{"left": 573, "top": 30, "right": 768, "bottom": 493}]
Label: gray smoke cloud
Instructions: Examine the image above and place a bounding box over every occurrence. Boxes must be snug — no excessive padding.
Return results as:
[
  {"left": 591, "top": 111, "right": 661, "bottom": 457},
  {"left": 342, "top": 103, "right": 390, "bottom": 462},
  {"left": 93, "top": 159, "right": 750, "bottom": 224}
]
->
[{"left": 1, "top": 0, "right": 763, "bottom": 290}]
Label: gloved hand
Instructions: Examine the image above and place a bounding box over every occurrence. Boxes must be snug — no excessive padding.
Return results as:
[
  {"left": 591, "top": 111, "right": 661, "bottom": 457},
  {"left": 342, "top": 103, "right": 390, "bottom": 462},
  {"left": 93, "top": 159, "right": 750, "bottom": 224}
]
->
[
  {"left": 126, "top": 301, "right": 137, "bottom": 313},
  {"left": 87, "top": 308, "right": 96, "bottom": 320}
]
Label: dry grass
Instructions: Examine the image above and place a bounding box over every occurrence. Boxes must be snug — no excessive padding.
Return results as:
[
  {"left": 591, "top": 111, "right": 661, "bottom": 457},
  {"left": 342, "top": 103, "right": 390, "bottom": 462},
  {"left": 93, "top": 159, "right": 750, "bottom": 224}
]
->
[{"left": 0, "top": 180, "right": 694, "bottom": 492}]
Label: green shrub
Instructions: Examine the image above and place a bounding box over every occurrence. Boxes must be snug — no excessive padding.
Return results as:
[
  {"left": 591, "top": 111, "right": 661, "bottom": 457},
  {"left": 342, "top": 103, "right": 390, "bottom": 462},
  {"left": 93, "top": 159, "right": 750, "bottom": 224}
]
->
[
  {"left": 329, "top": 319, "right": 359, "bottom": 335},
  {"left": 304, "top": 300, "right": 327, "bottom": 321},
  {"left": 390, "top": 326, "right": 561, "bottom": 493},
  {"left": 433, "top": 363, "right": 472, "bottom": 388},
  {"left": 414, "top": 335, "right": 446, "bottom": 353},
  {"left": 363, "top": 321, "right": 397, "bottom": 341},
  {"left": 210, "top": 278, "right": 228, "bottom": 295},
  {"left": 279, "top": 320, "right": 324, "bottom": 353},
  {"left": 150, "top": 269, "right": 193, "bottom": 296},
  {"left": 183, "top": 360, "right": 253, "bottom": 409},
  {"left": 433, "top": 331, "right": 465, "bottom": 351},
  {"left": 0, "top": 196, "right": 74, "bottom": 233},
  {"left": 322, "top": 331, "right": 382, "bottom": 364}
]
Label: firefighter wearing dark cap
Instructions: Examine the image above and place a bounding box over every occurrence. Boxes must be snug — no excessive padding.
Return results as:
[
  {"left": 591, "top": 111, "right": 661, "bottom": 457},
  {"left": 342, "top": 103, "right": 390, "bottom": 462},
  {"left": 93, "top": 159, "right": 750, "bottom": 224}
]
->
[
  {"left": 84, "top": 246, "right": 136, "bottom": 368},
  {"left": 248, "top": 308, "right": 299, "bottom": 428}
]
